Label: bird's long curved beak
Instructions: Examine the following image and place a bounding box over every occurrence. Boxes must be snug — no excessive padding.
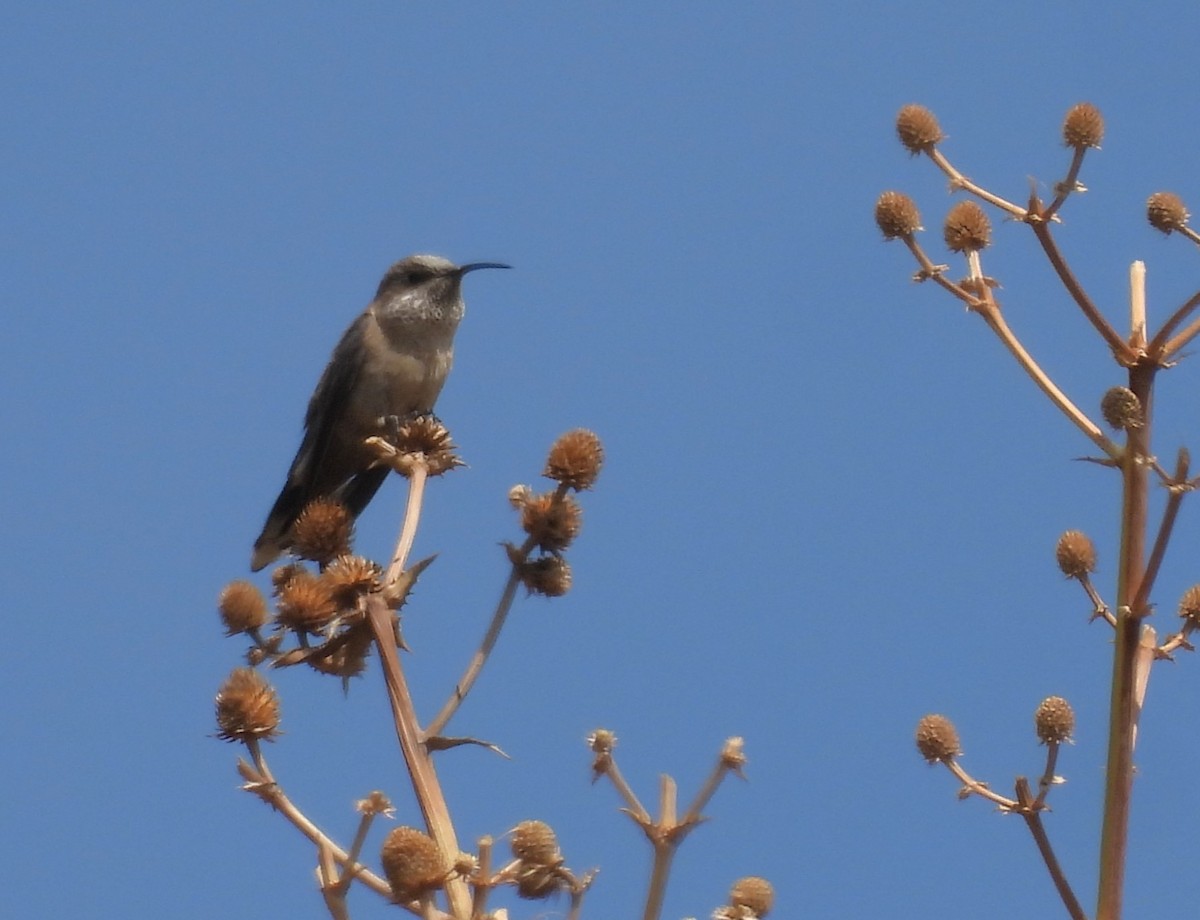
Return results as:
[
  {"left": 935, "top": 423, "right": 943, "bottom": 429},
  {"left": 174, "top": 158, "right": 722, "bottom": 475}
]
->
[{"left": 457, "top": 262, "right": 512, "bottom": 274}]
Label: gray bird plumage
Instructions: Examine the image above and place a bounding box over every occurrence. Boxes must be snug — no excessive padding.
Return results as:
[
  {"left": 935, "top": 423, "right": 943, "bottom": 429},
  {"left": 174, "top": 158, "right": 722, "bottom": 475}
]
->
[{"left": 251, "top": 254, "right": 510, "bottom": 571}]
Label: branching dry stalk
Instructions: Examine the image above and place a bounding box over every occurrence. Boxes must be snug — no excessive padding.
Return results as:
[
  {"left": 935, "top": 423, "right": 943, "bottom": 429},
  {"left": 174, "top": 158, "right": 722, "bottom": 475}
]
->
[{"left": 886, "top": 102, "right": 1200, "bottom": 920}]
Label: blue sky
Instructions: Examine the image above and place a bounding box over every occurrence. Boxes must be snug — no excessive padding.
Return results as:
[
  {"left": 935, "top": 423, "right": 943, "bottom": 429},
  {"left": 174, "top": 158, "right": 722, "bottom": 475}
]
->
[{"left": 6, "top": 4, "right": 1200, "bottom": 918}]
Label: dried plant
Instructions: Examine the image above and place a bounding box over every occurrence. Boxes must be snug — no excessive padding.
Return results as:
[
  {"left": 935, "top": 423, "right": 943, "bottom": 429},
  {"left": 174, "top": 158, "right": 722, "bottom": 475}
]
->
[
  {"left": 880, "top": 103, "right": 1200, "bottom": 920},
  {"left": 213, "top": 421, "right": 766, "bottom": 919}
]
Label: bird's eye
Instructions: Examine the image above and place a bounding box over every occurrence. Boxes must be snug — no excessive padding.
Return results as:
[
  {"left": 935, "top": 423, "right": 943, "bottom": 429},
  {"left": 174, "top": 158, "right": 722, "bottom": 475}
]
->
[{"left": 404, "top": 270, "right": 432, "bottom": 285}]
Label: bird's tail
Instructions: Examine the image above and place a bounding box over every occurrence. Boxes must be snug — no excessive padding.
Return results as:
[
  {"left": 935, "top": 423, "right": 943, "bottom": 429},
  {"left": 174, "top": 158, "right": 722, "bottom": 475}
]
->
[{"left": 250, "top": 480, "right": 309, "bottom": 571}]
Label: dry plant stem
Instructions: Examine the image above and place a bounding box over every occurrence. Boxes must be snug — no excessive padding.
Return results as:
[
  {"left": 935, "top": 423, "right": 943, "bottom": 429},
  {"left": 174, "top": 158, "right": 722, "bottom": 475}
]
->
[
  {"left": 1079, "top": 575, "right": 1117, "bottom": 627},
  {"left": 1015, "top": 778, "right": 1089, "bottom": 920},
  {"left": 1130, "top": 480, "right": 1186, "bottom": 616},
  {"left": 319, "top": 843, "right": 352, "bottom": 920},
  {"left": 973, "top": 293, "right": 1119, "bottom": 460},
  {"left": 1129, "top": 262, "right": 1147, "bottom": 352},
  {"left": 1028, "top": 222, "right": 1133, "bottom": 363},
  {"left": 426, "top": 485, "right": 569, "bottom": 736},
  {"left": 679, "top": 755, "right": 735, "bottom": 826},
  {"left": 602, "top": 755, "right": 652, "bottom": 824},
  {"left": 642, "top": 776, "right": 679, "bottom": 920},
  {"left": 1033, "top": 742, "right": 1061, "bottom": 810},
  {"left": 240, "top": 745, "right": 394, "bottom": 902},
  {"left": 1096, "top": 362, "right": 1155, "bottom": 920},
  {"left": 1158, "top": 621, "right": 1195, "bottom": 657},
  {"left": 925, "top": 148, "right": 1028, "bottom": 218},
  {"left": 1043, "top": 146, "right": 1088, "bottom": 220},
  {"left": 366, "top": 597, "right": 472, "bottom": 919},
  {"left": 1148, "top": 291, "right": 1200, "bottom": 360},
  {"left": 942, "top": 759, "right": 1017, "bottom": 809},
  {"left": 568, "top": 888, "right": 586, "bottom": 920},
  {"left": 385, "top": 462, "right": 429, "bottom": 588},
  {"left": 470, "top": 837, "right": 493, "bottom": 920}
]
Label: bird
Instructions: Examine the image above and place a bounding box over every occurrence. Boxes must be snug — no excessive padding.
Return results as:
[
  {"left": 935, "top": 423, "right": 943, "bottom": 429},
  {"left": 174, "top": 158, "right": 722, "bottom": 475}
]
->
[{"left": 251, "top": 254, "right": 510, "bottom": 571}]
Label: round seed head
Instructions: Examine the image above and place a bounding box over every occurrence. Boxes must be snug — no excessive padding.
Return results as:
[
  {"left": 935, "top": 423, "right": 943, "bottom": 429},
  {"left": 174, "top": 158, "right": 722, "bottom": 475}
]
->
[
  {"left": 322, "top": 554, "right": 382, "bottom": 607},
  {"left": 875, "top": 191, "right": 923, "bottom": 240},
  {"left": 218, "top": 580, "right": 269, "bottom": 635},
  {"left": 520, "top": 492, "right": 582, "bottom": 552},
  {"left": 915, "top": 713, "right": 961, "bottom": 763},
  {"left": 943, "top": 200, "right": 992, "bottom": 253},
  {"left": 511, "top": 820, "right": 561, "bottom": 867},
  {"left": 1147, "top": 192, "right": 1189, "bottom": 235},
  {"left": 1062, "top": 102, "right": 1105, "bottom": 149},
  {"left": 730, "top": 876, "right": 774, "bottom": 917},
  {"left": 1178, "top": 584, "right": 1200, "bottom": 625},
  {"left": 1055, "top": 530, "right": 1097, "bottom": 579},
  {"left": 1035, "top": 695, "right": 1075, "bottom": 744},
  {"left": 306, "top": 622, "right": 373, "bottom": 679},
  {"left": 291, "top": 498, "right": 354, "bottom": 566},
  {"left": 275, "top": 572, "right": 337, "bottom": 634},
  {"left": 520, "top": 555, "right": 572, "bottom": 597},
  {"left": 215, "top": 667, "right": 281, "bottom": 743},
  {"left": 896, "top": 104, "right": 944, "bottom": 154},
  {"left": 380, "top": 826, "right": 447, "bottom": 901},
  {"left": 1100, "top": 386, "right": 1143, "bottom": 430},
  {"left": 544, "top": 429, "right": 604, "bottom": 490}
]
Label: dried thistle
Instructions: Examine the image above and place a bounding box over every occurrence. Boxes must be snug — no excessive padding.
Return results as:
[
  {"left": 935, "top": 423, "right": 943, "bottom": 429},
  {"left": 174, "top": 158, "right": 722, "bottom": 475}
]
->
[
  {"left": 915, "top": 714, "right": 961, "bottom": 763},
  {"left": 730, "top": 876, "right": 774, "bottom": 917},
  {"left": 374, "top": 415, "right": 462, "bottom": 477},
  {"left": 275, "top": 571, "right": 337, "bottom": 634},
  {"left": 1100, "top": 386, "right": 1143, "bottom": 430},
  {"left": 1055, "top": 530, "right": 1097, "bottom": 579},
  {"left": 1035, "top": 696, "right": 1075, "bottom": 744},
  {"left": 896, "top": 104, "right": 944, "bottom": 155},
  {"left": 943, "top": 200, "right": 992, "bottom": 253},
  {"left": 218, "top": 580, "right": 268, "bottom": 635},
  {"left": 322, "top": 554, "right": 382, "bottom": 607},
  {"left": 1062, "top": 102, "right": 1105, "bottom": 149},
  {"left": 1147, "top": 191, "right": 1189, "bottom": 235},
  {"left": 380, "top": 826, "right": 448, "bottom": 902},
  {"left": 520, "top": 491, "right": 583, "bottom": 552},
  {"left": 511, "top": 820, "right": 562, "bottom": 867},
  {"left": 215, "top": 667, "right": 281, "bottom": 744},
  {"left": 875, "top": 191, "right": 922, "bottom": 240},
  {"left": 1178, "top": 585, "right": 1200, "bottom": 626},
  {"left": 291, "top": 498, "right": 354, "bottom": 566},
  {"left": 520, "top": 554, "right": 573, "bottom": 597},
  {"left": 544, "top": 429, "right": 604, "bottom": 490},
  {"left": 306, "top": 622, "right": 373, "bottom": 679}
]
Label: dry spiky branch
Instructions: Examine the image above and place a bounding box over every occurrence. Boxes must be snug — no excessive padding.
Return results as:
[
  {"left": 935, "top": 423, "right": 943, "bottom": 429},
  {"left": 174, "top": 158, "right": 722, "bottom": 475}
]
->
[{"left": 882, "top": 102, "right": 1200, "bottom": 920}]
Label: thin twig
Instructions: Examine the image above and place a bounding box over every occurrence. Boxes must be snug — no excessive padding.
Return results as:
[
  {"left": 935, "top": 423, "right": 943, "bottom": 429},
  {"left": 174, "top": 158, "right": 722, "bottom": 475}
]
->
[
  {"left": 1079, "top": 574, "right": 1116, "bottom": 627},
  {"left": 1015, "top": 778, "right": 1089, "bottom": 920},
  {"left": 943, "top": 759, "right": 1018, "bottom": 810},
  {"left": 385, "top": 463, "right": 429, "bottom": 589},
  {"left": 1146, "top": 290, "right": 1200, "bottom": 360},
  {"left": 925, "top": 148, "right": 1029, "bottom": 218},
  {"left": 1028, "top": 222, "right": 1133, "bottom": 363},
  {"left": 1032, "top": 743, "right": 1061, "bottom": 811},
  {"left": 1042, "top": 146, "right": 1088, "bottom": 220}
]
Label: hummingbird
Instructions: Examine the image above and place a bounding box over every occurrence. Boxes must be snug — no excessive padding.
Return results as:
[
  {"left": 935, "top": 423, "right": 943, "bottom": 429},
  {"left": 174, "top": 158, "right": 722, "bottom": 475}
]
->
[{"left": 251, "top": 254, "right": 510, "bottom": 570}]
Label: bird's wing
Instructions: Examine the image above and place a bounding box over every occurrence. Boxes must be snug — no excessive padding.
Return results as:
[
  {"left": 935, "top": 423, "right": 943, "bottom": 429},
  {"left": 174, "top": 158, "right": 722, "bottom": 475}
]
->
[{"left": 288, "top": 310, "right": 371, "bottom": 487}]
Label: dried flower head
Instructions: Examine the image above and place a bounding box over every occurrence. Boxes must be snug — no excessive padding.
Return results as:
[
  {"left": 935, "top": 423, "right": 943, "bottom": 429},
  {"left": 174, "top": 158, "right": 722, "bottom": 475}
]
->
[
  {"left": 874, "top": 191, "right": 922, "bottom": 240},
  {"left": 588, "top": 729, "right": 616, "bottom": 754},
  {"left": 1147, "top": 191, "right": 1189, "bottom": 235},
  {"left": 520, "top": 555, "right": 572, "bottom": 597},
  {"left": 943, "top": 200, "right": 992, "bottom": 253},
  {"left": 1062, "top": 102, "right": 1104, "bottom": 149},
  {"left": 508, "top": 483, "right": 533, "bottom": 507},
  {"left": 1055, "top": 530, "right": 1097, "bottom": 579},
  {"left": 895, "top": 104, "right": 944, "bottom": 154},
  {"left": 355, "top": 791, "right": 395, "bottom": 817},
  {"left": 275, "top": 571, "right": 337, "bottom": 634},
  {"left": 1035, "top": 696, "right": 1075, "bottom": 744},
  {"left": 306, "top": 622, "right": 373, "bottom": 679},
  {"left": 721, "top": 736, "right": 747, "bottom": 773},
  {"left": 730, "top": 876, "right": 774, "bottom": 917},
  {"left": 291, "top": 498, "right": 354, "bottom": 566},
  {"left": 380, "top": 826, "right": 448, "bottom": 901},
  {"left": 215, "top": 667, "right": 281, "bottom": 743},
  {"left": 1178, "top": 585, "right": 1200, "bottom": 625},
  {"left": 372, "top": 415, "right": 462, "bottom": 477},
  {"left": 1101, "top": 386, "right": 1143, "bottom": 430},
  {"left": 520, "top": 492, "right": 582, "bottom": 552},
  {"left": 515, "top": 863, "right": 564, "bottom": 900},
  {"left": 271, "top": 562, "right": 308, "bottom": 594},
  {"left": 511, "top": 820, "right": 562, "bottom": 867},
  {"left": 915, "top": 713, "right": 961, "bottom": 763},
  {"left": 544, "top": 429, "right": 604, "bottom": 490},
  {"left": 322, "top": 554, "right": 381, "bottom": 607},
  {"left": 218, "top": 580, "right": 269, "bottom": 635}
]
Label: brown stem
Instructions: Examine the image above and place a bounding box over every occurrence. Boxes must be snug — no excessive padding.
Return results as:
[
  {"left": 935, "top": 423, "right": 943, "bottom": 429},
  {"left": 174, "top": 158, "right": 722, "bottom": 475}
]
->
[
  {"left": 642, "top": 841, "right": 676, "bottom": 920},
  {"left": 926, "top": 148, "right": 1029, "bottom": 218},
  {"left": 1028, "top": 222, "right": 1134, "bottom": 363},
  {"left": 1015, "top": 778, "right": 1089, "bottom": 920},
  {"left": 943, "top": 759, "right": 1018, "bottom": 810},
  {"left": 1033, "top": 743, "right": 1061, "bottom": 810},
  {"left": 1096, "top": 362, "right": 1156, "bottom": 920},
  {"left": 1147, "top": 290, "right": 1200, "bottom": 361},
  {"left": 385, "top": 463, "right": 428, "bottom": 589},
  {"left": 367, "top": 595, "right": 471, "bottom": 918},
  {"left": 1042, "top": 147, "right": 1088, "bottom": 220},
  {"left": 1079, "top": 574, "right": 1116, "bottom": 627}
]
